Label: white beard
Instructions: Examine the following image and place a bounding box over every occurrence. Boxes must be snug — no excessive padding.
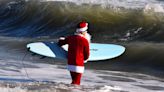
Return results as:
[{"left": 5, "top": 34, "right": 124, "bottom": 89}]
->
[{"left": 84, "top": 33, "right": 91, "bottom": 43}]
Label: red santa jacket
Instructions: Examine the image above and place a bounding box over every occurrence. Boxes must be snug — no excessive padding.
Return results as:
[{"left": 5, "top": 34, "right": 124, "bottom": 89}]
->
[{"left": 58, "top": 34, "right": 90, "bottom": 73}]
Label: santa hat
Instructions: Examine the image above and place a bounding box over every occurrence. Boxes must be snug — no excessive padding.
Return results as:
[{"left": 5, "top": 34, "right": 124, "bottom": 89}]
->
[{"left": 76, "top": 21, "right": 88, "bottom": 33}]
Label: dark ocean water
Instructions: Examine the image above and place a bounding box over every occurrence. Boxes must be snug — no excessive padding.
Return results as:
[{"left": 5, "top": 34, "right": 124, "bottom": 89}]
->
[
  {"left": 0, "top": 0, "right": 164, "bottom": 79},
  {"left": 0, "top": 0, "right": 164, "bottom": 71}
]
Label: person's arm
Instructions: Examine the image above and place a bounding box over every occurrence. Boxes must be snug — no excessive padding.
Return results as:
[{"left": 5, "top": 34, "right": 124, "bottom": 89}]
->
[
  {"left": 83, "top": 41, "right": 90, "bottom": 62},
  {"left": 58, "top": 37, "right": 68, "bottom": 46}
]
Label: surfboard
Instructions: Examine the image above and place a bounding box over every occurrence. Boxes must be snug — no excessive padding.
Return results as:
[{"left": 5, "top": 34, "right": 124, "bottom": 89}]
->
[{"left": 26, "top": 42, "right": 125, "bottom": 61}]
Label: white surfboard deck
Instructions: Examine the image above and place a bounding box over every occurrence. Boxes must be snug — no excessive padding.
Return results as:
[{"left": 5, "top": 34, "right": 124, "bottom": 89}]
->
[{"left": 27, "top": 42, "right": 125, "bottom": 61}]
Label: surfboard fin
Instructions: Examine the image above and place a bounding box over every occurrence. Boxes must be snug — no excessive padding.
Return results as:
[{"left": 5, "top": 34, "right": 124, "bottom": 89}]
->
[
  {"left": 31, "top": 53, "right": 36, "bottom": 56},
  {"left": 40, "top": 56, "right": 46, "bottom": 59},
  {"left": 27, "top": 47, "right": 30, "bottom": 51}
]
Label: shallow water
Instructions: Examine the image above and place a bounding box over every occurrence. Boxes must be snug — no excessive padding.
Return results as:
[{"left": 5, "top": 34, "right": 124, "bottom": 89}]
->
[{"left": 0, "top": 0, "right": 164, "bottom": 91}]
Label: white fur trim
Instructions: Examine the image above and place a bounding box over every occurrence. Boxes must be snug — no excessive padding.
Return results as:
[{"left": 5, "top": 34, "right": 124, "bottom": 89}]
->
[
  {"left": 59, "top": 37, "right": 65, "bottom": 40},
  {"left": 84, "top": 60, "right": 88, "bottom": 63},
  {"left": 76, "top": 26, "right": 88, "bottom": 32},
  {"left": 67, "top": 65, "right": 84, "bottom": 73}
]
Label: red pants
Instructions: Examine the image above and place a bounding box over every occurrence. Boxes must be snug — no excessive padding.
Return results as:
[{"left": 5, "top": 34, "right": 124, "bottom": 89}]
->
[{"left": 70, "top": 71, "right": 82, "bottom": 85}]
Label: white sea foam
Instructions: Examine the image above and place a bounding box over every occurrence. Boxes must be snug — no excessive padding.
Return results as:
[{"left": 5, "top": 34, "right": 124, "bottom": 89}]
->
[
  {"left": 0, "top": 58, "right": 163, "bottom": 92},
  {"left": 91, "top": 85, "right": 122, "bottom": 92},
  {"left": 38, "top": 0, "right": 164, "bottom": 9},
  {"left": 0, "top": 87, "right": 27, "bottom": 92},
  {"left": 144, "top": 3, "right": 164, "bottom": 13}
]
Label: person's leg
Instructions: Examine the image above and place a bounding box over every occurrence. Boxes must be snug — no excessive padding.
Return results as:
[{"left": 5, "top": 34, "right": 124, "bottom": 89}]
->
[{"left": 70, "top": 71, "right": 82, "bottom": 85}]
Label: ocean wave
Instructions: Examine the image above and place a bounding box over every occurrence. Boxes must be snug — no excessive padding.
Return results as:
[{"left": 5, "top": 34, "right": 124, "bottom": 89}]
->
[
  {"left": 0, "top": 0, "right": 164, "bottom": 42},
  {"left": 40, "top": 0, "right": 163, "bottom": 9}
]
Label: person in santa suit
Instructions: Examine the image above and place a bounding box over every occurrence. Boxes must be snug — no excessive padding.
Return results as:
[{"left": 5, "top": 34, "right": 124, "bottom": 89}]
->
[{"left": 58, "top": 21, "right": 91, "bottom": 85}]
